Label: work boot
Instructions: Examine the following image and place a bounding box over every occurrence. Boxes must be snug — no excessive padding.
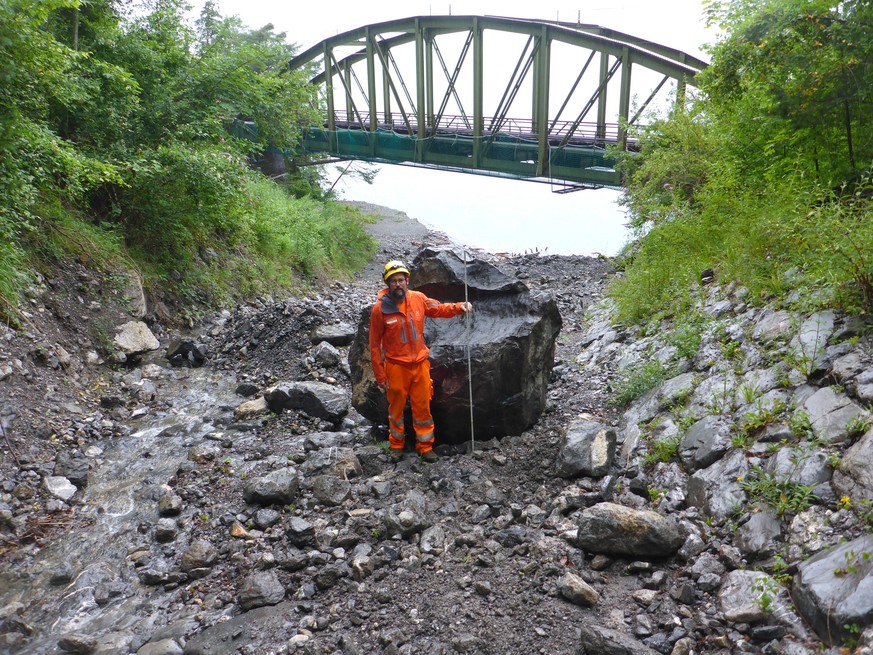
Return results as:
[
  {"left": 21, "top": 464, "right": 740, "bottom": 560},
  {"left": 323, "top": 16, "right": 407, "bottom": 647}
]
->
[
  {"left": 419, "top": 450, "right": 439, "bottom": 463},
  {"left": 389, "top": 448, "right": 404, "bottom": 462}
]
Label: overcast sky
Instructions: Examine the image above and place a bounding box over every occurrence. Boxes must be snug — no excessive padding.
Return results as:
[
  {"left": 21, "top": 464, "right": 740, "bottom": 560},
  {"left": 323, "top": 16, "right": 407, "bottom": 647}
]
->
[{"left": 190, "top": 0, "right": 718, "bottom": 60}]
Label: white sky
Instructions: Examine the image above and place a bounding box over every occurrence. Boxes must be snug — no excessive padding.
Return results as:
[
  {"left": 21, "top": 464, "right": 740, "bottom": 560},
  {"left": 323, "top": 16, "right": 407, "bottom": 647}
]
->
[{"left": 191, "top": 0, "right": 718, "bottom": 60}]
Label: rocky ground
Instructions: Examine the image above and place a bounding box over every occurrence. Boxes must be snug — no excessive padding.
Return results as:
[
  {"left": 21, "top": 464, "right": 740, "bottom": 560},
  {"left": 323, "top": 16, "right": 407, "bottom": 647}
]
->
[{"left": 1, "top": 201, "right": 872, "bottom": 655}]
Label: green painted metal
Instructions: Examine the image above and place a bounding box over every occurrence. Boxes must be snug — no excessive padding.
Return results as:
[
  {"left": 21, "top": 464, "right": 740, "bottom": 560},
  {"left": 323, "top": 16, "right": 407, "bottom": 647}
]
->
[{"left": 287, "top": 15, "right": 707, "bottom": 186}]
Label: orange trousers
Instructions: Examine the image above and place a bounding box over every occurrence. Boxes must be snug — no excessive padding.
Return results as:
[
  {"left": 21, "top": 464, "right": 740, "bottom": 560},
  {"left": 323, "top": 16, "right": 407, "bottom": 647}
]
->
[{"left": 385, "top": 359, "right": 435, "bottom": 453}]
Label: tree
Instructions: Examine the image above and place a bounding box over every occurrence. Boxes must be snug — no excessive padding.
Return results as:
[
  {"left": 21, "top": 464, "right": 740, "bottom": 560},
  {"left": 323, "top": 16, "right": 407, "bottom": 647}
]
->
[{"left": 700, "top": 0, "right": 873, "bottom": 186}]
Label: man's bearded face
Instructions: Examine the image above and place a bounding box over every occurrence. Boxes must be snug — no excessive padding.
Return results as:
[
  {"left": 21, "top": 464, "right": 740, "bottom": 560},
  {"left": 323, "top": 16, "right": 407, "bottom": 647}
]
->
[{"left": 388, "top": 274, "right": 408, "bottom": 300}]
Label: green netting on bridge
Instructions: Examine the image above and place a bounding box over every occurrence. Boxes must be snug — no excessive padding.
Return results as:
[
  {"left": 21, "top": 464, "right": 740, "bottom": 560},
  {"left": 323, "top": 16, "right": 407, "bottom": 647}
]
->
[
  {"left": 301, "top": 128, "right": 620, "bottom": 186},
  {"left": 230, "top": 120, "right": 620, "bottom": 186}
]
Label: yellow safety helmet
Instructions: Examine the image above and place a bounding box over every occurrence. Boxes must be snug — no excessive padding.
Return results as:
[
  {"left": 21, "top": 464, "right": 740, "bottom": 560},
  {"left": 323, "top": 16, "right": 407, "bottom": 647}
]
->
[{"left": 382, "top": 260, "right": 411, "bottom": 283}]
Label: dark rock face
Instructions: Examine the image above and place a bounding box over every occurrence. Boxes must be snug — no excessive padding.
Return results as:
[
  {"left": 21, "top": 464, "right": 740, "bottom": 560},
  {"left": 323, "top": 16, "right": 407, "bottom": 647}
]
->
[
  {"left": 348, "top": 247, "right": 561, "bottom": 443},
  {"left": 793, "top": 534, "right": 873, "bottom": 645}
]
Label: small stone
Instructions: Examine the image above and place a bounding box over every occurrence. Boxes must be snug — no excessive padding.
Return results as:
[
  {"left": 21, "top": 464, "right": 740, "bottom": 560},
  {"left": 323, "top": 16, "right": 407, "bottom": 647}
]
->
[{"left": 57, "top": 632, "right": 98, "bottom": 653}]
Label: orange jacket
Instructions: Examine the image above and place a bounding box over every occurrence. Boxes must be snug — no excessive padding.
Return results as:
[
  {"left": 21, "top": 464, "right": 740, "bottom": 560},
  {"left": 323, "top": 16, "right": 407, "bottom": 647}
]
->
[{"left": 369, "top": 288, "right": 465, "bottom": 384}]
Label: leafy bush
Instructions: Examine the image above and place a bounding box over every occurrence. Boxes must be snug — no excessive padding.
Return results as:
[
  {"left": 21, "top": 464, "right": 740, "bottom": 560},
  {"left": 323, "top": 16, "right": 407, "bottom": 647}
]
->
[{"left": 740, "top": 465, "right": 817, "bottom": 517}]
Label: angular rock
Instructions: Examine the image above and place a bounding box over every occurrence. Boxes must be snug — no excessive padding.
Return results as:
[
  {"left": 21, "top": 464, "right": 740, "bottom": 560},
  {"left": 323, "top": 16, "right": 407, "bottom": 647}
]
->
[
  {"left": 113, "top": 321, "right": 160, "bottom": 356},
  {"left": 686, "top": 450, "right": 748, "bottom": 519},
  {"left": 234, "top": 396, "right": 268, "bottom": 421},
  {"left": 833, "top": 428, "right": 873, "bottom": 502},
  {"left": 311, "top": 322, "right": 356, "bottom": 347},
  {"left": 789, "top": 311, "right": 835, "bottom": 372},
  {"left": 265, "top": 381, "right": 349, "bottom": 424},
  {"left": 348, "top": 247, "right": 561, "bottom": 443},
  {"left": 44, "top": 476, "right": 77, "bottom": 501},
  {"left": 793, "top": 534, "right": 873, "bottom": 645},
  {"left": 158, "top": 493, "right": 183, "bottom": 517},
  {"left": 575, "top": 502, "right": 683, "bottom": 558},
  {"left": 735, "top": 509, "right": 782, "bottom": 559},
  {"left": 719, "top": 569, "right": 772, "bottom": 623},
  {"left": 286, "top": 516, "right": 315, "bottom": 547},
  {"left": 154, "top": 517, "right": 178, "bottom": 543},
  {"left": 752, "top": 310, "right": 794, "bottom": 342},
  {"left": 556, "top": 418, "right": 616, "bottom": 478},
  {"left": 136, "top": 638, "right": 183, "bottom": 655},
  {"left": 311, "top": 475, "right": 351, "bottom": 507},
  {"left": 184, "top": 601, "right": 295, "bottom": 654},
  {"left": 803, "top": 386, "right": 870, "bottom": 444},
  {"left": 312, "top": 341, "right": 342, "bottom": 367},
  {"left": 300, "top": 447, "right": 362, "bottom": 479},
  {"left": 578, "top": 623, "right": 660, "bottom": 655},
  {"left": 57, "top": 632, "right": 98, "bottom": 653},
  {"left": 765, "top": 446, "right": 831, "bottom": 490},
  {"left": 678, "top": 416, "right": 732, "bottom": 471},
  {"left": 558, "top": 572, "right": 599, "bottom": 607},
  {"left": 238, "top": 570, "right": 286, "bottom": 610},
  {"left": 166, "top": 340, "right": 208, "bottom": 367},
  {"left": 243, "top": 467, "right": 300, "bottom": 506},
  {"left": 180, "top": 539, "right": 217, "bottom": 572},
  {"left": 54, "top": 452, "right": 90, "bottom": 488}
]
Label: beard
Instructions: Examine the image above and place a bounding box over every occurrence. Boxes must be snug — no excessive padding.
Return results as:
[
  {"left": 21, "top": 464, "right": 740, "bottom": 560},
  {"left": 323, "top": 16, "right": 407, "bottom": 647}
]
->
[{"left": 390, "top": 287, "right": 406, "bottom": 301}]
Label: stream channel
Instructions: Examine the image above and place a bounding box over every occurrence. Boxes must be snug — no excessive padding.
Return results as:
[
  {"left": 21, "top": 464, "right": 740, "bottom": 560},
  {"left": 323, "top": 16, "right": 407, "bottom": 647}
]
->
[{"left": 2, "top": 350, "right": 243, "bottom": 654}]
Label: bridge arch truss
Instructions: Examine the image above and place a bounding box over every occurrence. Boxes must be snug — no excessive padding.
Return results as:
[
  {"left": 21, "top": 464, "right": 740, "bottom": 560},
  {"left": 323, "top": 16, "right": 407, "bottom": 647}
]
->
[{"left": 288, "top": 16, "right": 707, "bottom": 187}]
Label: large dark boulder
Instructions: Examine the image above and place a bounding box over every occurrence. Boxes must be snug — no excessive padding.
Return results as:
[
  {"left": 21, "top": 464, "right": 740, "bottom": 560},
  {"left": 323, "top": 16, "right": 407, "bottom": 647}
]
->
[{"left": 349, "top": 247, "right": 561, "bottom": 444}]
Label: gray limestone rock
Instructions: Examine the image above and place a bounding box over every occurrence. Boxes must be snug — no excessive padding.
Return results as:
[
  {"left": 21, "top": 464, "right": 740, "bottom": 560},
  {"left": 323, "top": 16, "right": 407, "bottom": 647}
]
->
[
  {"left": 686, "top": 450, "right": 749, "bottom": 519},
  {"left": 793, "top": 534, "right": 873, "bottom": 645},
  {"left": 265, "top": 380, "right": 349, "bottom": 424},
  {"left": 679, "top": 415, "right": 732, "bottom": 471},
  {"left": 238, "top": 570, "right": 286, "bottom": 610},
  {"left": 575, "top": 502, "right": 683, "bottom": 558},
  {"left": 243, "top": 467, "right": 300, "bottom": 505},
  {"left": 556, "top": 418, "right": 616, "bottom": 478},
  {"left": 833, "top": 428, "right": 873, "bottom": 502}
]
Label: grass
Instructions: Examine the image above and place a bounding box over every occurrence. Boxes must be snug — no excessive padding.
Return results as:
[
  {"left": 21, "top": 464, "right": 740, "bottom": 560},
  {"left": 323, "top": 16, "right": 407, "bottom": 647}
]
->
[
  {"left": 740, "top": 465, "right": 817, "bottom": 517},
  {"left": 2, "top": 174, "right": 378, "bottom": 323},
  {"left": 611, "top": 359, "right": 670, "bottom": 406},
  {"left": 609, "top": 164, "right": 873, "bottom": 327}
]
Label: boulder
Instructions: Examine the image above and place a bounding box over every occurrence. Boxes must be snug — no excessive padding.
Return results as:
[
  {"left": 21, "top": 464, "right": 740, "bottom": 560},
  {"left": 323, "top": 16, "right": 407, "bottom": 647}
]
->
[
  {"left": 264, "top": 381, "right": 349, "bottom": 425},
  {"left": 243, "top": 467, "right": 300, "bottom": 505},
  {"left": 803, "top": 386, "right": 869, "bottom": 444},
  {"left": 113, "top": 321, "right": 159, "bottom": 357},
  {"left": 575, "top": 502, "right": 683, "bottom": 558},
  {"left": 833, "top": 428, "right": 873, "bottom": 502},
  {"left": 238, "top": 570, "right": 286, "bottom": 610},
  {"left": 793, "top": 534, "right": 873, "bottom": 645},
  {"left": 348, "top": 247, "right": 561, "bottom": 443},
  {"left": 556, "top": 418, "right": 616, "bottom": 478}
]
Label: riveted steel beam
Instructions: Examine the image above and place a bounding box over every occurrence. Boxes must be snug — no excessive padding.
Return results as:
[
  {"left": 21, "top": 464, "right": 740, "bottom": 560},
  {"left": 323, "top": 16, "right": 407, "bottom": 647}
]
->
[{"left": 287, "top": 15, "right": 708, "bottom": 185}]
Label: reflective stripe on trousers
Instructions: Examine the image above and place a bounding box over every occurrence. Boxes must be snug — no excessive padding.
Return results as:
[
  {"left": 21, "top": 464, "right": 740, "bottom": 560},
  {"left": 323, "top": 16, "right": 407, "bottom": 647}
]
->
[{"left": 385, "top": 359, "right": 435, "bottom": 453}]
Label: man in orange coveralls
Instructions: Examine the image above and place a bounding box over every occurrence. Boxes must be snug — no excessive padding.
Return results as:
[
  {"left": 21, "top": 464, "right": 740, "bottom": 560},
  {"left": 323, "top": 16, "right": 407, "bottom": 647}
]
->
[{"left": 369, "top": 260, "right": 473, "bottom": 462}]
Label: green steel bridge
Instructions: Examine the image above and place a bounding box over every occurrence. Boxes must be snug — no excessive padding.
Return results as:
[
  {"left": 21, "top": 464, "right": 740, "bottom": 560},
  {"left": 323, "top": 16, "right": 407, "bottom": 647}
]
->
[{"left": 286, "top": 15, "right": 708, "bottom": 188}]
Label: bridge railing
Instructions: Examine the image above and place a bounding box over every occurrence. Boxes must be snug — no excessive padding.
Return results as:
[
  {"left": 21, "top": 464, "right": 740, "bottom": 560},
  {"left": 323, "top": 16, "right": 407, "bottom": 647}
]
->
[{"left": 329, "top": 111, "right": 632, "bottom": 147}]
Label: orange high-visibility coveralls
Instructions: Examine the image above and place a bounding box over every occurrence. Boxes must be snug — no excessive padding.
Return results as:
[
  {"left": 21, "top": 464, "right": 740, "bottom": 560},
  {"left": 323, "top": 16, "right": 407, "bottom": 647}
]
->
[{"left": 369, "top": 288, "right": 466, "bottom": 453}]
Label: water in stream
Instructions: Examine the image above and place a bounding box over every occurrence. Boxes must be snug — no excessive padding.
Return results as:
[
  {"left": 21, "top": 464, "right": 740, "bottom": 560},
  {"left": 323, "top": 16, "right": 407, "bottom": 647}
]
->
[{"left": 1, "top": 361, "right": 242, "bottom": 654}]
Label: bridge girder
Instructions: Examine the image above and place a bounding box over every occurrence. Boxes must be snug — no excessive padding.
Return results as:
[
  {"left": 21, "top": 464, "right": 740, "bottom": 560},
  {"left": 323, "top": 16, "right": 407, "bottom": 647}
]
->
[{"left": 287, "top": 15, "right": 707, "bottom": 186}]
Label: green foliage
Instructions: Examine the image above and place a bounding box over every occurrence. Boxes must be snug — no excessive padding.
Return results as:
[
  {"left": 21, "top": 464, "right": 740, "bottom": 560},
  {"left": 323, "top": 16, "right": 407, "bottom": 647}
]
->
[
  {"left": 789, "top": 409, "right": 814, "bottom": 440},
  {"left": 740, "top": 465, "right": 817, "bottom": 516},
  {"left": 643, "top": 434, "right": 681, "bottom": 466},
  {"left": 610, "top": 0, "right": 873, "bottom": 324},
  {"left": 751, "top": 575, "right": 779, "bottom": 615},
  {"left": 0, "top": 0, "right": 367, "bottom": 322},
  {"left": 611, "top": 359, "right": 670, "bottom": 406},
  {"left": 668, "top": 316, "right": 704, "bottom": 360}
]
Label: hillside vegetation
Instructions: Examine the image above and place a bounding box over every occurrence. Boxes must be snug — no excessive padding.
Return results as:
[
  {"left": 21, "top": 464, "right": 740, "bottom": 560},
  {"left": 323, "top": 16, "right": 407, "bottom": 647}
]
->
[
  {"left": 611, "top": 0, "right": 872, "bottom": 325},
  {"left": 1, "top": 0, "right": 871, "bottom": 329},
  {"left": 0, "top": 0, "right": 376, "bottom": 325}
]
